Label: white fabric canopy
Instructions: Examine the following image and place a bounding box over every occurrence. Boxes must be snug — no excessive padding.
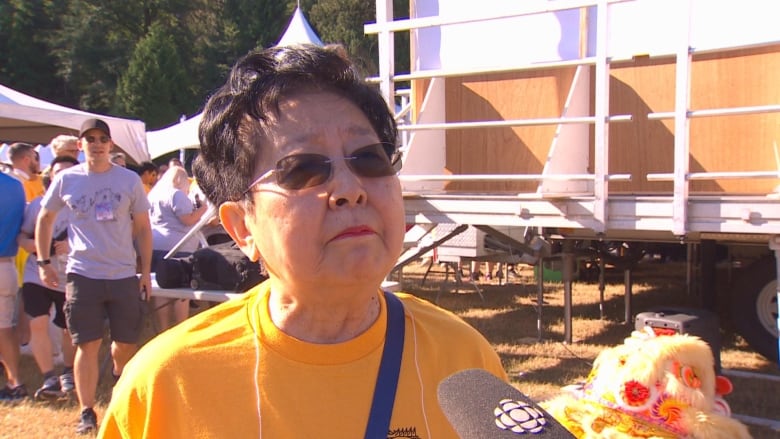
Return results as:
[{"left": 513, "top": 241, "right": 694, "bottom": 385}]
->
[
  {"left": 0, "top": 83, "right": 149, "bottom": 164},
  {"left": 277, "top": 6, "right": 324, "bottom": 47},
  {"left": 146, "top": 113, "right": 202, "bottom": 160},
  {"left": 146, "top": 7, "right": 323, "bottom": 159}
]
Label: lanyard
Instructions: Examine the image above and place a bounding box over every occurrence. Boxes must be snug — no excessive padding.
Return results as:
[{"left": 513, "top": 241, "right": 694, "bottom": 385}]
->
[{"left": 364, "top": 291, "right": 405, "bottom": 439}]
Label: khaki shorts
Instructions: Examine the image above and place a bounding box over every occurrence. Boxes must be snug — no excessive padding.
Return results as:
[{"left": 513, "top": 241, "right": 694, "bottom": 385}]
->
[
  {"left": 64, "top": 273, "right": 143, "bottom": 345},
  {"left": 0, "top": 261, "right": 18, "bottom": 329}
]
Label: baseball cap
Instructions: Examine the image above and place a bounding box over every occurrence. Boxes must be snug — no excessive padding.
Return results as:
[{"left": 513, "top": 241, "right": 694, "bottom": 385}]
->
[{"left": 79, "top": 118, "right": 112, "bottom": 138}]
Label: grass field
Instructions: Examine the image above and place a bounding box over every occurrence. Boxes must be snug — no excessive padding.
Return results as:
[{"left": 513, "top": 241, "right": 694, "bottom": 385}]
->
[{"left": 1, "top": 260, "right": 779, "bottom": 438}]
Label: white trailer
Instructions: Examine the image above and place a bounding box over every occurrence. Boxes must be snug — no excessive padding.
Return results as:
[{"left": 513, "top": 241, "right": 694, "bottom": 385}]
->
[{"left": 367, "top": 0, "right": 780, "bottom": 362}]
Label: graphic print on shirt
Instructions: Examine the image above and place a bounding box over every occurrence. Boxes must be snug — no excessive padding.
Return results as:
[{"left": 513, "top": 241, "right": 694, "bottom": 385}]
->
[
  {"left": 67, "top": 188, "right": 122, "bottom": 222},
  {"left": 388, "top": 426, "right": 422, "bottom": 439}
]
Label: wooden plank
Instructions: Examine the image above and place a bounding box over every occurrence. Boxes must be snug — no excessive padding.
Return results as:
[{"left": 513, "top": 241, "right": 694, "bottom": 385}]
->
[
  {"left": 444, "top": 68, "right": 577, "bottom": 193},
  {"left": 608, "top": 45, "right": 780, "bottom": 194}
]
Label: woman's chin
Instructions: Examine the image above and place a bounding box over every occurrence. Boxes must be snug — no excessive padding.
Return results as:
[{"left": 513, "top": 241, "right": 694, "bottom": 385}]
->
[{"left": 322, "top": 265, "right": 390, "bottom": 289}]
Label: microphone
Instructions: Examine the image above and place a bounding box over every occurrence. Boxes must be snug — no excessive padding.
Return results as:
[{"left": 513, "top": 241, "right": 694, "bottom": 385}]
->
[{"left": 437, "top": 369, "right": 575, "bottom": 438}]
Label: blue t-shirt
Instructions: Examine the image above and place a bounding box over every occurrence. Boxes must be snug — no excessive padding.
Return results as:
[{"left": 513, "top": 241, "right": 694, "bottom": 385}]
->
[{"left": 0, "top": 172, "right": 25, "bottom": 257}]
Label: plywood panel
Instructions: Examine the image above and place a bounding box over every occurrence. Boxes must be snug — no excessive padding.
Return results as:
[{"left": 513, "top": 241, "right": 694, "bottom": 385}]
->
[
  {"left": 606, "top": 45, "right": 780, "bottom": 194},
  {"left": 689, "top": 46, "right": 780, "bottom": 193},
  {"left": 444, "top": 68, "right": 577, "bottom": 192},
  {"left": 607, "top": 58, "right": 676, "bottom": 193}
]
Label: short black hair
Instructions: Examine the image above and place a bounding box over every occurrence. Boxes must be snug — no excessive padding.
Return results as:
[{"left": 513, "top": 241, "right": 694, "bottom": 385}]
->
[
  {"left": 193, "top": 44, "right": 398, "bottom": 207},
  {"left": 45, "top": 155, "right": 80, "bottom": 189},
  {"left": 138, "top": 161, "right": 158, "bottom": 174},
  {"left": 50, "top": 155, "right": 80, "bottom": 168}
]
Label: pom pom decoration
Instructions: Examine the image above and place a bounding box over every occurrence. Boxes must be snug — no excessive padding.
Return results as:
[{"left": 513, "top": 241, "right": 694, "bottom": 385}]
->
[{"left": 541, "top": 333, "right": 752, "bottom": 438}]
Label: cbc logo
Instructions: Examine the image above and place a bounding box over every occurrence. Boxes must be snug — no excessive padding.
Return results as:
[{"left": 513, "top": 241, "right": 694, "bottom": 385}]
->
[{"left": 494, "top": 398, "right": 548, "bottom": 434}]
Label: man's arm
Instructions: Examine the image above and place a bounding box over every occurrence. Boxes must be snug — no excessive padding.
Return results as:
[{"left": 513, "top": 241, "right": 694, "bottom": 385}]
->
[
  {"left": 132, "top": 210, "right": 153, "bottom": 301},
  {"left": 17, "top": 231, "right": 36, "bottom": 254},
  {"left": 35, "top": 207, "right": 58, "bottom": 288}
]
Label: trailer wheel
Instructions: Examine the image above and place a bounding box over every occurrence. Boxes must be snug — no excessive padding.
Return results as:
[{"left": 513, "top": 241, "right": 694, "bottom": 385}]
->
[{"left": 730, "top": 256, "right": 779, "bottom": 361}]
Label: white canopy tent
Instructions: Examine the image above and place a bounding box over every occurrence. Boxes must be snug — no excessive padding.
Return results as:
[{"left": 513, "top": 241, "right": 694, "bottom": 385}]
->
[
  {"left": 145, "top": 113, "right": 202, "bottom": 160},
  {"left": 276, "top": 6, "right": 324, "bottom": 47},
  {"left": 0, "top": 84, "right": 149, "bottom": 164},
  {"left": 146, "top": 6, "right": 323, "bottom": 159}
]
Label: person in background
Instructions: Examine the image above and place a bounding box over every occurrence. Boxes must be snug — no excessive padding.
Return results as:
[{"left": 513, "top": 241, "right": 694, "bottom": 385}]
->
[
  {"left": 469, "top": 261, "right": 497, "bottom": 283},
  {"left": 8, "top": 142, "right": 44, "bottom": 201},
  {"left": 42, "top": 135, "right": 80, "bottom": 187},
  {"left": 8, "top": 142, "right": 43, "bottom": 351},
  {"left": 167, "top": 156, "right": 196, "bottom": 191},
  {"left": 17, "top": 155, "right": 80, "bottom": 401},
  {"left": 168, "top": 157, "right": 183, "bottom": 169},
  {"left": 0, "top": 169, "right": 26, "bottom": 400},
  {"left": 110, "top": 152, "right": 126, "bottom": 167},
  {"left": 36, "top": 118, "right": 152, "bottom": 435},
  {"left": 148, "top": 166, "right": 208, "bottom": 331},
  {"left": 137, "top": 161, "right": 158, "bottom": 194},
  {"left": 50, "top": 135, "right": 80, "bottom": 160},
  {"left": 99, "top": 44, "right": 507, "bottom": 438},
  {"left": 156, "top": 163, "right": 169, "bottom": 180}
]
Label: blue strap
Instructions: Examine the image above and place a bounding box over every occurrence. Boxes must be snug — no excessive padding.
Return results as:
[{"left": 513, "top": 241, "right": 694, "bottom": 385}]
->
[{"left": 364, "top": 291, "right": 405, "bottom": 439}]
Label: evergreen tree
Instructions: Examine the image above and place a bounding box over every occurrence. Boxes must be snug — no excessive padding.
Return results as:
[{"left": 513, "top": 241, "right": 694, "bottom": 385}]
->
[{"left": 116, "top": 24, "right": 189, "bottom": 128}]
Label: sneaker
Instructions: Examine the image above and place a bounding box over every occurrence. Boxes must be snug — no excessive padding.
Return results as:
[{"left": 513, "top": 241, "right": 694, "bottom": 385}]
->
[
  {"left": 60, "top": 371, "right": 75, "bottom": 394},
  {"left": 0, "top": 384, "right": 28, "bottom": 401},
  {"left": 34, "top": 375, "right": 63, "bottom": 401},
  {"left": 76, "top": 407, "right": 98, "bottom": 435},
  {"left": 19, "top": 343, "right": 32, "bottom": 356}
]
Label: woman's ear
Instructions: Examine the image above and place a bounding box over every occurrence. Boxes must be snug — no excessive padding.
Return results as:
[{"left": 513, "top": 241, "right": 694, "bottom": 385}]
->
[{"left": 219, "top": 201, "right": 261, "bottom": 261}]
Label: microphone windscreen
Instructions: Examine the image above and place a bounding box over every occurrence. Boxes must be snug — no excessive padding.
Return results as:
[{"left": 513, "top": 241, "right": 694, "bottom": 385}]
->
[{"left": 437, "top": 369, "right": 575, "bottom": 438}]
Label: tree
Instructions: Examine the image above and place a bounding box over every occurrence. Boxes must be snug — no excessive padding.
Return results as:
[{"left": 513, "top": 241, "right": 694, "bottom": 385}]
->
[
  {"left": 1, "top": 0, "right": 412, "bottom": 128},
  {"left": 116, "top": 24, "right": 190, "bottom": 128},
  {"left": 306, "top": 0, "right": 409, "bottom": 77},
  {"left": 0, "top": 0, "right": 71, "bottom": 104}
]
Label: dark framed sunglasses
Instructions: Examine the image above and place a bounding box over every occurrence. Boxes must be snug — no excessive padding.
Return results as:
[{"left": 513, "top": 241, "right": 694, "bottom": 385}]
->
[
  {"left": 246, "top": 142, "right": 401, "bottom": 192},
  {"left": 85, "top": 135, "right": 111, "bottom": 144}
]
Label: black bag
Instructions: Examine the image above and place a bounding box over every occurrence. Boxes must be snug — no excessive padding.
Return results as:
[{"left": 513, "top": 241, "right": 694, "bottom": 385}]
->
[
  {"left": 190, "top": 241, "right": 267, "bottom": 292},
  {"left": 155, "top": 256, "right": 193, "bottom": 289}
]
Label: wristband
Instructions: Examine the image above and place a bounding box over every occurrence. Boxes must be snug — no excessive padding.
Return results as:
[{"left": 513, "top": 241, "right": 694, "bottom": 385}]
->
[{"left": 36, "top": 259, "right": 52, "bottom": 267}]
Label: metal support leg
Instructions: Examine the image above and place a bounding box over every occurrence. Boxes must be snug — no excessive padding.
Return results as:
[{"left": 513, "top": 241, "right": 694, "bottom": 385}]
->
[
  {"left": 536, "top": 257, "right": 545, "bottom": 342},
  {"left": 421, "top": 257, "right": 435, "bottom": 286},
  {"left": 563, "top": 241, "right": 575, "bottom": 344},
  {"left": 598, "top": 253, "right": 606, "bottom": 320},
  {"left": 624, "top": 267, "right": 633, "bottom": 325}
]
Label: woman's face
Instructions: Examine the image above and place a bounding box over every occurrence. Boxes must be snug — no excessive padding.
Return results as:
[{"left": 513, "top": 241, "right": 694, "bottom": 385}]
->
[{"left": 242, "top": 91, "right": 404, "bottom": 292}]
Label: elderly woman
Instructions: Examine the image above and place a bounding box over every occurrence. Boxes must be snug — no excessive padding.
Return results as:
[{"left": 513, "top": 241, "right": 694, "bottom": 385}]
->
[
  {"left": 99, "top": 44, "right": 507, "bottom": 437},
  {"left": 148, "top": 166, "right": 208, "bottom": 330}
]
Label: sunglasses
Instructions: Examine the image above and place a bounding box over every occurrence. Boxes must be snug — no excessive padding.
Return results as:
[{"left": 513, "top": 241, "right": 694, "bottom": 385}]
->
[
  {"left": 246, "top": 142, "right": 400, "bottom": 192},
  {"left": 85, "top": 135, "right": 111, "bottom": 144}
]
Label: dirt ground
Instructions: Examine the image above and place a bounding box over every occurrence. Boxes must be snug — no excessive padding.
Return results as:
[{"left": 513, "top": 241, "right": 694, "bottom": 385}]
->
[{"left": 395, "top": 259, "right": 780, "bottom": 438}]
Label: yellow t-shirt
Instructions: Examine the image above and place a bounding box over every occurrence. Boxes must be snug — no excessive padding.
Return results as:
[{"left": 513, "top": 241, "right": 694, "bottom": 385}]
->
[
  {"left": 15, "top": 174, "right": 44, "bottom": 285},
  {"left": 99, "top": 282, "right": 507, "bottom": 438},
  {"left": 22, "top": 175, "right": 45, "bottom": 201}
]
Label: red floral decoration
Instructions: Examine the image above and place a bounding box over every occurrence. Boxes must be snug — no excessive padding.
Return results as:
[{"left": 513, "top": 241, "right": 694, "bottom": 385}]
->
[{"left": 622, "top": 380, "right": 651, "bottom": 407}]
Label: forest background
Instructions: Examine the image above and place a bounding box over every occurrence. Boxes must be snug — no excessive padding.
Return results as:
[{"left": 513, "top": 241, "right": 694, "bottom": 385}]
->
[{"left": 0, "top": 0, "right": 410, "bottom": 131}]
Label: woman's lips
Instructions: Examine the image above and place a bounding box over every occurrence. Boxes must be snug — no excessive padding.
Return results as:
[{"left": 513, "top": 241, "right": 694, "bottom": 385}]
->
[{"left": 333, "top": 225, "right": 375, "bottom": 240}]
